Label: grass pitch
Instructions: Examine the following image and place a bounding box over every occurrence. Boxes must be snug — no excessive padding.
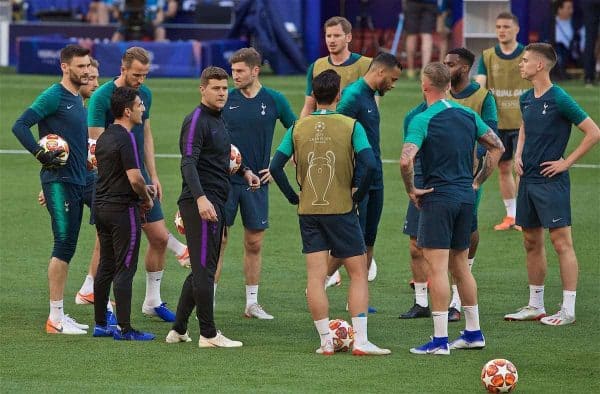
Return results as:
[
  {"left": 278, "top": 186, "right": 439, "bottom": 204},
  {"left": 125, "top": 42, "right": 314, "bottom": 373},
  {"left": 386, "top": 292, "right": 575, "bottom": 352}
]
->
[{"left": 0, "top": 72, "right": 598, "bottom": 393}]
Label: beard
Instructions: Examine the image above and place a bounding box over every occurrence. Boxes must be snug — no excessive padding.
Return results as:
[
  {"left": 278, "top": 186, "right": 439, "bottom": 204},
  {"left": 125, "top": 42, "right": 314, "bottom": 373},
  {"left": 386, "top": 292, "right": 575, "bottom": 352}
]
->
[{"left": 69, "top": 72, "right": 87, "bottom": 88}]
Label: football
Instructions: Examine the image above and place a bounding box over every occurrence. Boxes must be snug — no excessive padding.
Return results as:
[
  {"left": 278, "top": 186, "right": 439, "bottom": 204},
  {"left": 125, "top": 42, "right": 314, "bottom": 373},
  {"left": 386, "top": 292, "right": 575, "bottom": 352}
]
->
[
  {"left": 38, "top": 134, "right": 69, "bottom": 164},
  {"left": 230, "top": 144, "right": 242, "bottom": 174},
  {"left": 174, "top": 210, "right": 185, "bottom": 235},
  {"left": 87, "top": 139, "right": 97, "bottom": 171},
  {"left": 329, "top": 319, "right": 354, "bottom": 352},
  {"left": 481, "top": 359, "right": 519, "bottom": 393}
]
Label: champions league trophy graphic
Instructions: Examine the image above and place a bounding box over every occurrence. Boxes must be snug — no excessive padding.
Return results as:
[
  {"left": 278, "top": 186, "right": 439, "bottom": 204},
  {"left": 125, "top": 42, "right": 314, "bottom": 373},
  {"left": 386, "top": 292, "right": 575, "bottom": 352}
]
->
[{"left": 306, "top": 150, "right": 335, "bottom": 206}]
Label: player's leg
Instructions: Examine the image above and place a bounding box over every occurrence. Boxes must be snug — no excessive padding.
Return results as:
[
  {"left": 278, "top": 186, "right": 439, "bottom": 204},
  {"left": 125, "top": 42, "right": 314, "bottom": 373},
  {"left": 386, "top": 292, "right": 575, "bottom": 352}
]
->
[
  {"left": 542, "top": 226, "right": 578, "bottom": 325},
  {"left": 111, "top": 206, "right": 154, "bottom": 341},
  {"left": 400, "top": 236, "right": 431, "bottom": 318},
  {"left": 239, "top": 186, "right": 273, "bottom": 319},
  {"left": 401, "top": 199, "right": 430, "bottom": 318},
  {"left": 214, "top": 184, "right": 242, "bottom": 298},
  {"left": 403, "top": 1, "right": 420, "bottom": 79},
  {"left": 419, "top": 2, "right": 436, "bottom": 66},
  {"left": 447, "top": 203, "right": 485, "bottom": 349},
  {"left": 410, "top": 201, "right": 456, "bottom": 355},
  {"left": 495, "top": 131, "right": 519, "bottom": 230},
  {"left": 43, "top": 182, "right": 86, "bottom": 334},
  {"left": 539, "top": 180, "right": 576, "bottom": 325},
  {"left": 92, "top": 210, "right": 117, "bottom": 337},
  {"left": 506, "top": 182, "right": 547, "bottom": 321}
]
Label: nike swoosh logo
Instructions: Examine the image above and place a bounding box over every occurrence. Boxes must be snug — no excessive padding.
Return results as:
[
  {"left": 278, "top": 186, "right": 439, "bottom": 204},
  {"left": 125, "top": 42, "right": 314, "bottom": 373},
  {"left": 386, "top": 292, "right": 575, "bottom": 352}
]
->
[
  {"left": 66, "top": 105, "right": 74, "bottom": 109},
  {"left": 48, "top": 322, "right": 63, "bottom": 332},
  {"left": 261, "top": 220, "right": 267, "bottom": 224},
  {"left": 552, "top": 218, "right": 562, "bottom": 223},
  {"left": 367, "top": 109, "right": 373, "bottom": 113},
  {"left": 229, "top": 106, "right": 239, "bottom": 110}
]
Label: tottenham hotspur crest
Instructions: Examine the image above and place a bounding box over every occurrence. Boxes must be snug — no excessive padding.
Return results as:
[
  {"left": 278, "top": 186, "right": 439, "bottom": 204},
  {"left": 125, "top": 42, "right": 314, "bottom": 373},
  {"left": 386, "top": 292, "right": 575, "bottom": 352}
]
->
[
  {"left": 260, "top": 103, "right": 266, "bottom": 116},
  {"left": 542, "top": 102, "right": 548, "bottom": 115}
]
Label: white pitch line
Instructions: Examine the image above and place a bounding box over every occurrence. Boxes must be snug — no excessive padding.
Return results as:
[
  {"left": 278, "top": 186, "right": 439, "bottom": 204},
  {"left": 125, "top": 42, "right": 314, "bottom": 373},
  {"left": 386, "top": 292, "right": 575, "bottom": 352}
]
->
[{"left": 1, "top": 149, "right": 599, "bottom": 169}]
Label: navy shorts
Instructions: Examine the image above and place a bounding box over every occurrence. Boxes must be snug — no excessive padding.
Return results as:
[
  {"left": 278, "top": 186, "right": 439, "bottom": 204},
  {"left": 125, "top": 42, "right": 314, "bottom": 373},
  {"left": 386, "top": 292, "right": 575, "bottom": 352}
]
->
[
  {"left": 516, "top": 179, "right": 571, "bottom": 229},
  {"left": 83, "top": 171, "right": 96, "bottom": 225},
  {"left": 357, "top": 188, "right": 384, "bottom": 246},
  {"left": 299, "top": 212, "right": 366, "bottom": 258},
  {"left": 224, "top": 183, "right": 269, "bottom": 230},
  {"left": 142, "top": 170, "right": 164, "bottom": 223},
  {"left": 417, "top": 200, "right": 473, "bottom": 250},
  {"left": 403, "top": 200, "right": 419, "bottom": 238},
  {"left": 499, "top": 129, "right": 519, "bottom": 162},
  {"left": 404, "top": 0, "right": 438, "bottom": 34},
  {"left": 42, "top": 182, "right": 85, "bottom": 263}
]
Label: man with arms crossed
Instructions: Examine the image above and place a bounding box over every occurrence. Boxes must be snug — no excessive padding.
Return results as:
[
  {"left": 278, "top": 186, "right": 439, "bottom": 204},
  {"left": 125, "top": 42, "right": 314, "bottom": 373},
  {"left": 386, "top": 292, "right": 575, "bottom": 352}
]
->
[
  {"left": 88, "top": 46, "right": 188, "bottom": 322},
  {"left": 12, "top": 45, "right": 91, "bottom": 334},
  {"left": 504, "top": 43, "right": 600, "bottom": 325},
  {"left": 217, "top": 47, "right": 296, "bottom": 319},
  {"left": 270, "top": 70, "right": 390, "bottom": 356},
  {"left": 475, "top": 12, "right": 530, "bottom": 231},
  {"left": 401, "top": 63, "right": 504, "bottom": 355},
  {"left": 166, "top": 67, "right": 260, "bottom": 348}
]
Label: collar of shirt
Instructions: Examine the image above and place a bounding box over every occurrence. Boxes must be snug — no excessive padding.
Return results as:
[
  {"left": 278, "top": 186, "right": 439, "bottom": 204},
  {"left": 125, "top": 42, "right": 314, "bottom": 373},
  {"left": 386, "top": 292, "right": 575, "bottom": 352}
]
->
[{"left": 200, "top": 103, "right": 222, "bottom": 117}]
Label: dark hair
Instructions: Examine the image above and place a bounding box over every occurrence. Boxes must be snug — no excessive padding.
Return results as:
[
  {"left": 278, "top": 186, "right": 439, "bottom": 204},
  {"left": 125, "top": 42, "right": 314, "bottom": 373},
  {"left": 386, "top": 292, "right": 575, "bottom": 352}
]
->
[
  {"left": 422, "top": 62, "right": 451, "bottom": 91},
  {"left": 447, "top": 47, "right": 475, "bottom": 68},
  {"left": 554, "top": 0, "right": 573, "bottom": 14},
  {"left": 111, "top": 86, "right": 139, "bottom": 118},
  {"left": 368, "top": 52, "right": 402, "bottom": 72},
  {"left": 60, "top": 45, "right": 90, "bottom": 64},
  {"left": 199, "top": 66, "right": 229, "bottom": 87},
  {"left": 230, "top": 47, "right": 262, "bottom": 68},
  {"left": 312, "top": 69, "right": 341, "bottom": 105},
  {"left": 324, "top": 16, "right": 352, "bottom": 34},
  {"left": 496, "top": 11, "right": 519, "bottom": 25},
  {"left": 525, "top": 42, "right": 558, "bottom": 69}
]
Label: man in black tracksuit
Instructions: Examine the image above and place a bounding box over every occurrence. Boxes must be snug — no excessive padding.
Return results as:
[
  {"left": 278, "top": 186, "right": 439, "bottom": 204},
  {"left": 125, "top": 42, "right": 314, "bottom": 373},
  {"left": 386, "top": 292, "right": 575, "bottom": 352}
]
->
[
  {"left": 93, "top": 86, "right": 155, "bottom": 341},
  {"left": 166, "top": 67, "right": 260, "bottom": 348}
]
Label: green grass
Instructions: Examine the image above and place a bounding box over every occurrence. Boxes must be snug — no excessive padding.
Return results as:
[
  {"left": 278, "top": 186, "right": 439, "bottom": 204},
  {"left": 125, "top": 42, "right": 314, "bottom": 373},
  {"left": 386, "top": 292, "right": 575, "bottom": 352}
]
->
[{"left": 0, "top": 72, "right": 598, "bottom": 393}]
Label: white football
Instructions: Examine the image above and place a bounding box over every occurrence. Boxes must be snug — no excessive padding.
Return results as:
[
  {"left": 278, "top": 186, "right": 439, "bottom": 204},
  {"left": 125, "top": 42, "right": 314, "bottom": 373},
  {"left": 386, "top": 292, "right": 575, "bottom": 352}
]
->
[
  {"left": 230, "top": 144, "right": 242, "bottom": 174},
  {"left": 329, "top": 319, "right": 354, "bottom": 352},
  {"left": 39, "top": 134, "right": 69, "bottom": 164},
  {"left": 174, "top": 210, "right": 185, "bottom": 235}
]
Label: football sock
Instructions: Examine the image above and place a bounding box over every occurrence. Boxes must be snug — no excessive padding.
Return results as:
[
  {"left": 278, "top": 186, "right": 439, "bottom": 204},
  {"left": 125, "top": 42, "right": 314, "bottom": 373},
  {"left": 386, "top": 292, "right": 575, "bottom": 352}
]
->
[
  {"left": 528, "top": 285, "right": 545, "bottom": 309},
  {"left": 504, "top": 198, "right": 516, "bottom": 218},
  {"left": 314, "top": 318, "right": 331, "bottom": 347},
  {"left": 414, "top": 282, "right": 428, "bottom": 307},
  {"left": 351, "top": 316, "right": 368, "bottom": 346},
  {"left": 324, "top": 275, "right": 331, "bottom": 289},
  {"left": 213, "top": 283, "right": 217, "bottom": 308},
  {"left": 79, "top": 274, "right": 94, "bottom": 295},
  {"left": 562, "top": 290, "right": 576, "bottom": 316},
  {"left": 432, "top": 311, "right": 448, "bottom": 338},
  {"left": 145, "top": 270, "right": 164, "bottom": 307},
  {"left": 463, "top": 305, "right": 480, "bottom": 331},
  {"left": 449, "top": 285, "right": 461, "bottom": 310},
  {"left": 107, "top": 300, "right": 113, "bottom": 313},
  {"left": 468, "top": 258, "right": 475, "bottom": 271},
  {"left": 49, "top": 300, "right": 64, "bottom": 323},
  {"left": 246, "top": 285, "right": 258, "bottom": 307},
  {"left": 167, "top": 233, "right": 187, "bottom": 257}
]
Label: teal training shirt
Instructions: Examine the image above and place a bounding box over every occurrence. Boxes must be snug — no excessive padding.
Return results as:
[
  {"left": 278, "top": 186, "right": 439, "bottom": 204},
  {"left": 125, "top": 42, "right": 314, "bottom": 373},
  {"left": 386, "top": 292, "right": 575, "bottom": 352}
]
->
[
  {"left": 403, "top": 101, "right": 428, "bottom": 182},
  {"left": 30, "top": 83, "right": 88, "bottom": 185},
  {"left": 477, "top": 43, "right": 525, "bottom": 75},
  {"left": 276, "top": 110, "right": 371, "bottom": 157},
  {"left": 337, "top": 77, "right": 383, "bottom": 189},
  {"left": 520, "top": 85, "right": 588, "bottom": 183},
  {"left": 88, "top": 79, "right": 152, "bottom": 172},
  {"left": 405, "top": 99, "right": 489, "bottom": 203},
  {"left": 223, "top": 86, "right": 296, "bottom": 185}
]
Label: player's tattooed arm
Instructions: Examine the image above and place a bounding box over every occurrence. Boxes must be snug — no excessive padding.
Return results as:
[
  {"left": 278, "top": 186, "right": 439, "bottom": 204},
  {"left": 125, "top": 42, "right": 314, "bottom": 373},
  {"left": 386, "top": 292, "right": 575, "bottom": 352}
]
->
[
  {"left": 474, "top": 129, "right": 505, "bottom": 189},
  {"left": 400, "top": 143, "right": 433, "bottom": 208},
  {"left": 399, "top": 143, "right": 418, "bottom": 193}
]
